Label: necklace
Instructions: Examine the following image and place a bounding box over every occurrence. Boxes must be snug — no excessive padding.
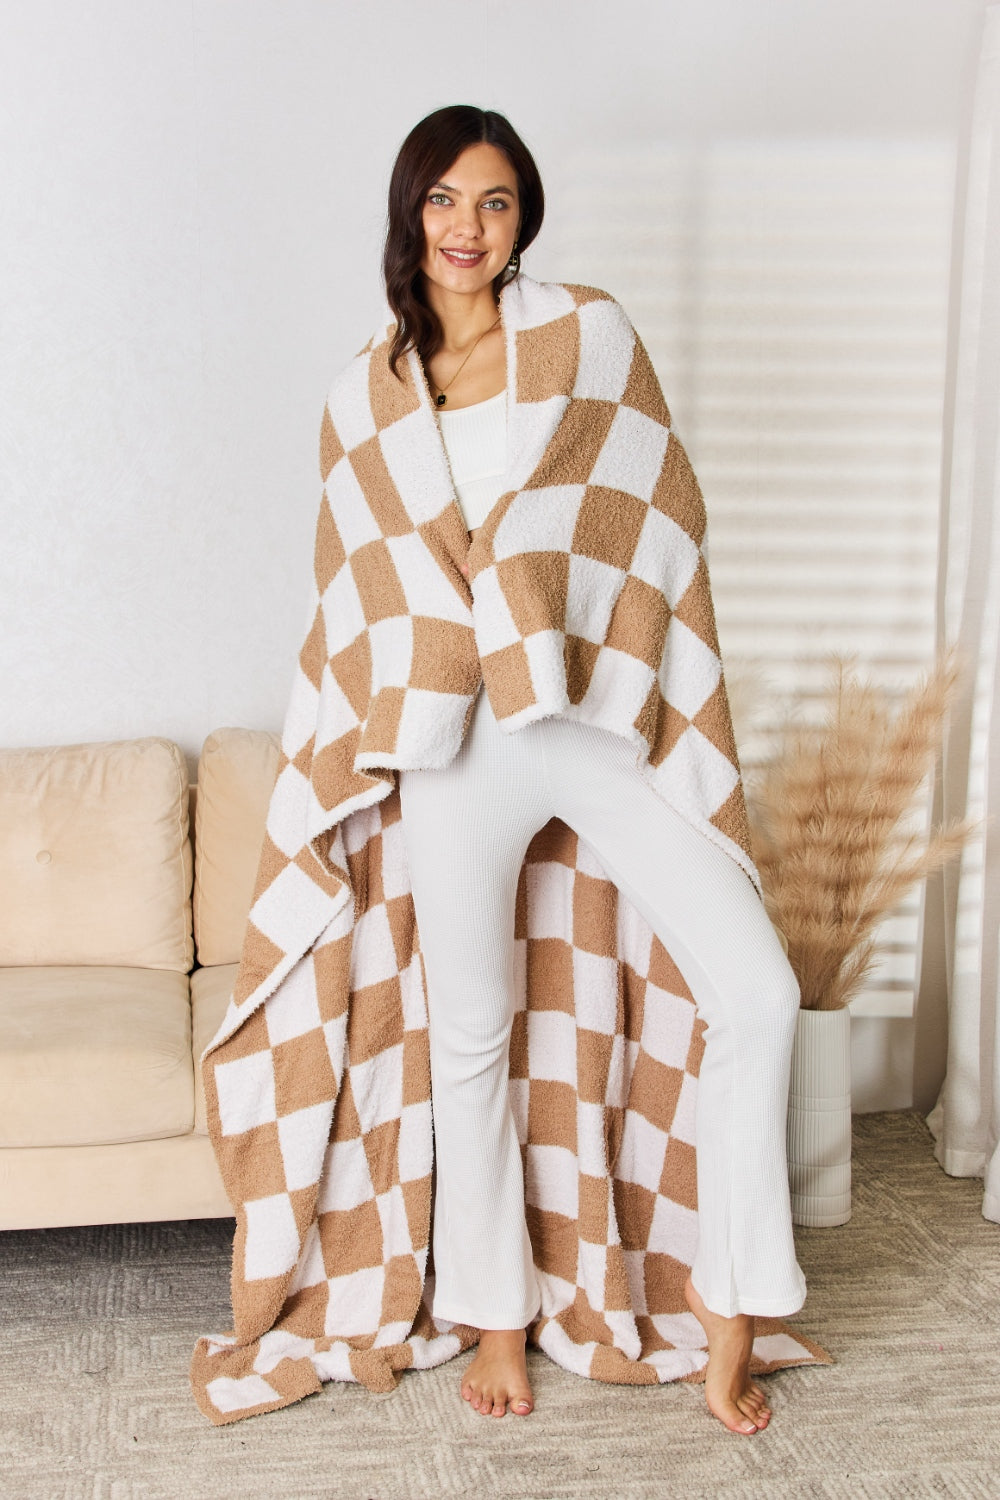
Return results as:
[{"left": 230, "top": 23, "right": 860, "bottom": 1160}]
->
[{"left": 432, "top": 313, "right": 501, "bottom": 407}]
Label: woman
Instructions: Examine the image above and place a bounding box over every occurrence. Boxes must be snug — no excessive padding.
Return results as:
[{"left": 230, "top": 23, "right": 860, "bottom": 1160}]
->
[{"left": 383, "top": 105, "right": 807, "bottom": 1432}]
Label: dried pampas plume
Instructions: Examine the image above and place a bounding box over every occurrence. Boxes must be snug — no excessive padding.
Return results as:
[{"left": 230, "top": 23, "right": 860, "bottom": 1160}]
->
[{"left": 747, "top": 652, "right": 973, "bottom": 1011}]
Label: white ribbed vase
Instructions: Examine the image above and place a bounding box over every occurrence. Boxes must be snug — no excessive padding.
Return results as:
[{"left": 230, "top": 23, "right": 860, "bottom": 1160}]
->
[{"left": 786, "top": 1007, "right": 852, "bottom": 1227}]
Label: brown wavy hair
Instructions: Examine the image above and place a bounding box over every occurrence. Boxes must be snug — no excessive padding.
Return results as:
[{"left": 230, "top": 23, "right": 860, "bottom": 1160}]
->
[{"left": 382, "top": 104, "right": 544, "bottom": 380}]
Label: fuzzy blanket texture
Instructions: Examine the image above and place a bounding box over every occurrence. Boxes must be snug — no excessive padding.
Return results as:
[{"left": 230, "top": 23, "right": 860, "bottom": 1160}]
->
[{"left": 190, "top": 275, "right": 829, "bottom": 1425}]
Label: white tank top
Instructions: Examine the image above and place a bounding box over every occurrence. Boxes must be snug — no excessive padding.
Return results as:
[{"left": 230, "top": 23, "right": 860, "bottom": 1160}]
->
[{"left": 436, "top": 388, "right": 507, "bottom": 532}]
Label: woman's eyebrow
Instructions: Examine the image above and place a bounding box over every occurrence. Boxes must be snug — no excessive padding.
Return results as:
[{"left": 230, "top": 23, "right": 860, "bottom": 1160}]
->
[{"left": 433, "top": 181, "right": 516, "bottom": 196}]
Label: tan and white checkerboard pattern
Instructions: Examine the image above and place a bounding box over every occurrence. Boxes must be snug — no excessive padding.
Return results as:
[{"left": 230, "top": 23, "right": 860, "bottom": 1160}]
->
[{"left": 190, "top": 277, "right": 827, "bottom": 1425}]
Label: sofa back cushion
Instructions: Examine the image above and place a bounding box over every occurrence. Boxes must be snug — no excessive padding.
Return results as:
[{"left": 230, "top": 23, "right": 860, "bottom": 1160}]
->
[
  {"left": 0, "top": 737, "right": 193, "bottom": 970},
  {"left": 193, "top": 728, "right": 280, "bottom": 966}
]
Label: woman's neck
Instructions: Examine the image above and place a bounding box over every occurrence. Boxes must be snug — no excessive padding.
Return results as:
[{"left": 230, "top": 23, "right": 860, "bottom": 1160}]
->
[{"left": 424, "top": 283, "right": 500, "bottom": 353}]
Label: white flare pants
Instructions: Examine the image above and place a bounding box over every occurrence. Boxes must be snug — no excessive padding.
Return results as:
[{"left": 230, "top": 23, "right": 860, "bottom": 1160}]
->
[{"left": 397, "top": 681, "right": 807, "bottom": 1327}]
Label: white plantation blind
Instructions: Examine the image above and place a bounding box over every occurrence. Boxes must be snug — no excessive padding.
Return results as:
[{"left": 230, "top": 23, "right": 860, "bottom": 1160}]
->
[{"left": 541, "top": 138, "right": 954, "bottom": 1018}]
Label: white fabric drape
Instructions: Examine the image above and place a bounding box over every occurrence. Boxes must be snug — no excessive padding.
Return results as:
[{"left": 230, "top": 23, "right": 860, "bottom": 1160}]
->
[{"left": 927, "top": 3, "right": 1000, "bottom": 1224}]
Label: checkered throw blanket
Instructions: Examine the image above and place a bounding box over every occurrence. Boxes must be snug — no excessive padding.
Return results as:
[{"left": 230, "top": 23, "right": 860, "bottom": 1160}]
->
[{"left": 190, "top": 276, "right": 829, "bottom": 1425}]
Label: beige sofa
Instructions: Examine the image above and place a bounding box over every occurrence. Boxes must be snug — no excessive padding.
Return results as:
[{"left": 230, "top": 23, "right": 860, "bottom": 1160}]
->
[{"left": 0, "top": 728, "right": 280, "bottom": 1229}]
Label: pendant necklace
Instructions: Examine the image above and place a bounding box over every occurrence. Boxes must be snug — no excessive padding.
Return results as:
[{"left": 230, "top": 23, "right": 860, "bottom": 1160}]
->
[{"left": 433, "top": 313, "right": 501, "bottom": 407}]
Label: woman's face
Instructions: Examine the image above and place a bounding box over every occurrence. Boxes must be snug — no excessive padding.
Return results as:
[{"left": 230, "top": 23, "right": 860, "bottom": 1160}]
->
[{"left": 419, "top": 142, "right": 521, "bottom": 301}]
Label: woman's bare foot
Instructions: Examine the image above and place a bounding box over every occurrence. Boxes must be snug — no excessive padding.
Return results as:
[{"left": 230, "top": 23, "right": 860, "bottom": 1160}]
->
[
  {"left": 684, "top": 1275, "right": 772, "bottom": 1435},
  {"left": 460, "top": 1328, "right": 534, "bottom": 1418}
]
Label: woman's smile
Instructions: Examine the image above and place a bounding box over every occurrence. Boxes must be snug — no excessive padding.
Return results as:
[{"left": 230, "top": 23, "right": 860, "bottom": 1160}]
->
[{"left": 440, "top": 248, "right": 487, "bottom": 267}]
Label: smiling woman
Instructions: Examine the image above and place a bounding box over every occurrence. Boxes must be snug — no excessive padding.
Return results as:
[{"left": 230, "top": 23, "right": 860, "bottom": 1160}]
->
[
  {"left": 382, "top": 107, "right": 543, "bottom": 415},
  {"left": 419, "top": 144, "right": 519, "bottom": 567},
  {"left": 420, "top": 200, "right": 507, "bottom": 404},
  {"left": 419, "top": 141, "right": 513, "bottom": 410},
  {"left": 192, "top": 103, "right": 821, "bottom": 1437}
]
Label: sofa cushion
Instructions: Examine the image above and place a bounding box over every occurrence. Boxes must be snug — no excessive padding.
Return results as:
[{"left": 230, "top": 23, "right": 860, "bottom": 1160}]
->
[
  {"left": 0, "top": 737, "right": 193, "bottom": 970},
  {"left": 190, "top": 963, "right": 238, "bottom": 1134},
  {"left": 194, "top": 729, "right": 280, "bottom": 966},
  {"left": 0, "top": 966, "right": 193, "bottom": 1147}
]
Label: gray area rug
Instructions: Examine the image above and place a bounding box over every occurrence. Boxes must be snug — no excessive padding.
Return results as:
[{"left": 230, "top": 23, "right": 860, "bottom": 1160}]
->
[{"left": 2, "top": 1112, "right": 998, "bottom": 1500}]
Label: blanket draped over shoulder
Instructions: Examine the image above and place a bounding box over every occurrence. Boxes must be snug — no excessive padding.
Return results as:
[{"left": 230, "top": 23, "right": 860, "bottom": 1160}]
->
[{"left": 190, "top": 276, "right": 829, "bottom": 1425}]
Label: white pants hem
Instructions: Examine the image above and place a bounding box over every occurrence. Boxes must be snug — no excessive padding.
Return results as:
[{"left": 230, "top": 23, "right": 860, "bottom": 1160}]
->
[
  {"left": 690, "top": 1270, "right": 808, "bottom": 1321},
  {"left": 432, "top": 1292, "right": 543, "bottom": 1331}
]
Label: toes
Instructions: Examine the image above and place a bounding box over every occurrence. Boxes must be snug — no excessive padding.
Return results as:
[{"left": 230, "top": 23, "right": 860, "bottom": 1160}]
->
[
  {"left": 746, "top": 1386, "right": 773, "bottom": 1422},
  {"left": 459, "top": 1341, "right": 534, "bottom": 1421},
  {"left": 473, "top": 1387, "right": 500, "bottom": 1417},
  {"left": 741, "top": 1388, "right": 769, "bottom": 1416},
  {"left": 744, "top": 1394, "right": 770, "bottom": 1425},
  {"left": 735, "top": 1392, "right": 769, "bottom": 1431},
  {"left": 706, "top": 1395, "right": 758, "bottom": 1434}
]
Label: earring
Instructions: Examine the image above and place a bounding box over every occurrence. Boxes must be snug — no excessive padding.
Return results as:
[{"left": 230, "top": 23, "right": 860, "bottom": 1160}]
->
[{"left": 507, "top": 238, "right": 520, "bottom": 273}]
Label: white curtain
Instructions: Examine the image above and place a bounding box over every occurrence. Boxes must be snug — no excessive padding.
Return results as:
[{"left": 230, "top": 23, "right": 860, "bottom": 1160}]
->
[{"left": 927, "top": 3, "right": 1000, "bottom": 1224}]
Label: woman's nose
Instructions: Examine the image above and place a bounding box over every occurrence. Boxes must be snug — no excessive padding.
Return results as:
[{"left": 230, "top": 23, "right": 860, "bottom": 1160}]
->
[{"left": 452, "top": 205, "right": 482, "bottom": 238}]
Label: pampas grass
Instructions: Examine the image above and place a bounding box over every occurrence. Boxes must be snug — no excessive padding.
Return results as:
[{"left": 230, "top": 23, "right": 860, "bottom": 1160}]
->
[{"left": 747, "top": 653, "right": 973, "bottom": 1011}]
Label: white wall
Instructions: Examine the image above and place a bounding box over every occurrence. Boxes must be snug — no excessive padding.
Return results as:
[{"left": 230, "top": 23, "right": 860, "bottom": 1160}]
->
[{"left": 0, "top": 0, "right": 985, "bottom": 1107}]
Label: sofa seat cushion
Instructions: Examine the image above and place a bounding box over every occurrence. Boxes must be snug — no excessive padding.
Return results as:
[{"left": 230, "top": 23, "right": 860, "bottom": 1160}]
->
[
  {"left": 194, "top": 728, "right": 280, "bottom": 966},
  {"left": 0, "top": 966, "right": 193, "bottom": 1148},
  {"left": 0, "top": 737, "right": 193, "bottom": 969},
  {"left": 190, "top": 963, "right": 237, "bottom": 1135}
]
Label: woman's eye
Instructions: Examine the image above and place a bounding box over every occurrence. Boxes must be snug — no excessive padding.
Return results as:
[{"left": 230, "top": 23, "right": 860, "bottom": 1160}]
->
[{"left": 426, "top": 193, "right": 508, "bottom": 210}]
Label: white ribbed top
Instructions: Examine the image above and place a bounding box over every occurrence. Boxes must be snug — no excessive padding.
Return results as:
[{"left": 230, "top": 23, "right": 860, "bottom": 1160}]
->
[{"left": 436, "top": 388, "right": 507, "bottom": 532}]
